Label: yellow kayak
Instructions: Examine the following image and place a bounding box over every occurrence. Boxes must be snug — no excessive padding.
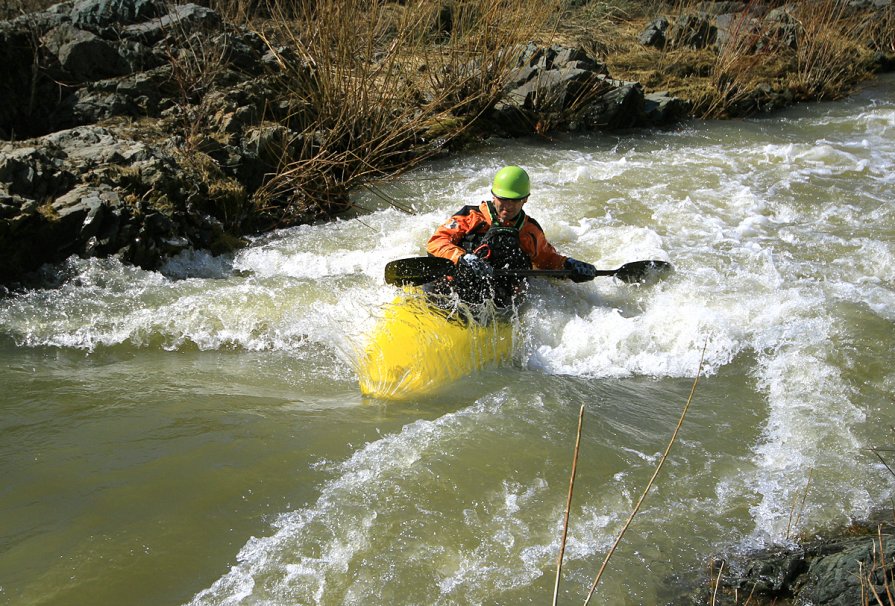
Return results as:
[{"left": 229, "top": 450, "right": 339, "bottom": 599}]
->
[{"left": 357, "top": 289, "right": 514, "bottom": 400}]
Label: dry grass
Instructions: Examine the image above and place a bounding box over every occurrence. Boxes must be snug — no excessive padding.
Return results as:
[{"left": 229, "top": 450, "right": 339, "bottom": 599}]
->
[
  {"left": 558, "top": 0, "right": 885, "bottom": 118},
  {"left": 5, "top": 0, "right": 889, "bottom": 225},
  {"left": 788, "top": 1, "right": 880, "bottom": 99},
  {"left": 238, "top": 0, "right": 563, "bottom": 227},
  {"left": 860, "top": 527, "right": 895, "bottom": 606}
]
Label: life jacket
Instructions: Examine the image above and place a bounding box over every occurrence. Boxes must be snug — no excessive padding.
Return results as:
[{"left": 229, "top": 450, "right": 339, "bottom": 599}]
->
[
  {"left": 460, "top": 202, "right": 532, "bottom": 273},
  {"left": 427, "top": 201, "right": 530, "bottom": 311}
]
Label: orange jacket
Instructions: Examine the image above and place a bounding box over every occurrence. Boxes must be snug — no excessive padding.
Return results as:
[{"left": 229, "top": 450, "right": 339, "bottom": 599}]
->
[{"left": 426, "top": 201, "right": 567, "bottom": 269}]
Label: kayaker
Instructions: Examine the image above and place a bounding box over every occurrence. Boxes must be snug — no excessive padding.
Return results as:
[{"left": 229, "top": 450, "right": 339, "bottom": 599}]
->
[{"left": 424, "top": 165, "right": 598, "bottom": 309}]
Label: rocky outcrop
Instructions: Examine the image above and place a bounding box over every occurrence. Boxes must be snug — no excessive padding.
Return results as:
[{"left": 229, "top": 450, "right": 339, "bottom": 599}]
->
[
  {"left": 483, "top": 43, "right": 691, "bottom": 136},
  {"left": 701, "top": 521, "right": 895, "bottom": 605},
  {"left": 0, "top": 1, "right": 282, "bottom": 285},
  {"left": 0, "top": 124, "right": 243, "bottom": 282},
  {"left": 0, "top": 0, "right": 690, "bottom": 288},
  {"left": 638, "top": 0, "right": 895, "bottom": 116}
]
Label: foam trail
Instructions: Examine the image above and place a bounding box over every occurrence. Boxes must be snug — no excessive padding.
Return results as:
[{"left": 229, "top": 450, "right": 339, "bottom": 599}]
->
[{"left": 186, "top": 391, "right": 561, "bottom": 605}]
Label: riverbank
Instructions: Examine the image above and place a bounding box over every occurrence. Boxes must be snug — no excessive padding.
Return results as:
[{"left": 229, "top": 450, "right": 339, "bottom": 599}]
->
[{"left": 1, "top": 0, "right": 892, "bottom": 288}]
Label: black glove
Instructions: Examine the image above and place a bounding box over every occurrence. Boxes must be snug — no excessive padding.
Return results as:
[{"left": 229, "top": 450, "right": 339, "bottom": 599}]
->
[
  {"left": 459, "top": 253, "right": 494, "bottom": 278},
  {"left": 564, "top": 257, "right": 597, "bottom": 282}
]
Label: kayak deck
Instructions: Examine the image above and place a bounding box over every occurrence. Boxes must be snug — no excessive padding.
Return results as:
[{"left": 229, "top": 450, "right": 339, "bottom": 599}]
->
[{"left": 357, "top": 291, "right": 514, "bottom": 400}]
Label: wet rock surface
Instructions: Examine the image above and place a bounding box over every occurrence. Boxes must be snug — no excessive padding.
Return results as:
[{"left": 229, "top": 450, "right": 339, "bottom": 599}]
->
[{"left": 692, "top": 520, "right": 895, "bottom": 605}]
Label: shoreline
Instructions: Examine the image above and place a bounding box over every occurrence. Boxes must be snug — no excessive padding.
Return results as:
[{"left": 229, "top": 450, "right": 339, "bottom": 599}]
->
[{"left": 1, "top": 1, "right": 893, "bottom": 287}]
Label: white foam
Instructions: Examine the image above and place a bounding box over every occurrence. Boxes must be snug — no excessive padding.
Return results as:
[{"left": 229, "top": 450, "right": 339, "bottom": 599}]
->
[{"left": 187, "top": 392, "right": 517, "bottom": 605}]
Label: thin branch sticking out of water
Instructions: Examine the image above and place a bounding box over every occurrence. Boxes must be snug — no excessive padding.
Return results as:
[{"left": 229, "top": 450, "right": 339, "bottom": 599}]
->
[
  {"left": 582, "top": 341, "right": 707, "bottom": 606},
  {"left": 553, "top": 404, "right": 585, "bottom": 606}
]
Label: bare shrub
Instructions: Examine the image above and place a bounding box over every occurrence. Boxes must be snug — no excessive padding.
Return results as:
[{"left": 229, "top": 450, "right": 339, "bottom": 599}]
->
[
  {"left": 788, "top": 0, "right": 878, "bottom": 100},
  {"left": 661, "top": 0, "right": 880, "bottom": 118},
  {"left": 251, "top": 0, "right": 561, "bottom": 227},
  {"left": 858, "top": 527, "right": 895, "bottom": 606},
  {"left": 164, "top": 31, "right": 232, "bottom": 147}
]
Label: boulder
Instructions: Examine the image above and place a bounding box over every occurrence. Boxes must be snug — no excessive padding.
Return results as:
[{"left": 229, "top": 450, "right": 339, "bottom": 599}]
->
[
  {"left": 42, "top": 22, "right": 131, "bottom": 82},
  {"left": 70, "top": 0, "right": 166, "bottom": 28},
  {"left": 639, "top": 17, "right": 668, "bottom": 48},
  {"left": 710, "top": 525, "right": 895, "bottom": 606},
  {"left": 668, "top": 13, "right": 717, "bottom": 49},
  {"left": 483, "top": 43, "right": 685, "bottom": 135}
]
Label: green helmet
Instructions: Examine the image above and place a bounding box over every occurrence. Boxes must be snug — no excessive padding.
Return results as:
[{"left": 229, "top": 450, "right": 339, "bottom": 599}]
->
[{"left": 491, "top": 166, "right": 530, "bottom": 200}]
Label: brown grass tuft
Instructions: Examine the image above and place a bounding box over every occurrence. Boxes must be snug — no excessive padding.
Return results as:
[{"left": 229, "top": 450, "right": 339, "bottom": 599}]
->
[{"left": 245, "top": 0, "right": 563, "bottom": 227}]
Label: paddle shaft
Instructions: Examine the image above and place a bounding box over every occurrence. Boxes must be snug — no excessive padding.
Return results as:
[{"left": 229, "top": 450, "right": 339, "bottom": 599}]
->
[
  {"left": 384, "top": 256, "right": 672, "bottom": 286},
  {"left": 493, "top": 268, "right": 617, "bottom": 279}
]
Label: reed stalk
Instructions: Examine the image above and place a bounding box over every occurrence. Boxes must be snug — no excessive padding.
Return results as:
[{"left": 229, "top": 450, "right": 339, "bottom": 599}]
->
[
  {"left": 785, "top": 468, "right": 813, "bottom": 541},
  {"left": 860, "top": 526, "right": 895, "bottom": 606},
  {"left": 711, "top": 559, "right": 724, "bottom": 606},
  {"left": 582, "top": 342, "right": 706, "bottom": 605},
  {"left": 553, "top": 404, "right": 585, "bottom": 606},
  {"left": 789, "top": 0, "right": 874, "bottom": 100}
]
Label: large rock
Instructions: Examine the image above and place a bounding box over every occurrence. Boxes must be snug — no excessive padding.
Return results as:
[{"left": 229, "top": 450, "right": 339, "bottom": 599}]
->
[
  {"left": 483, "top": 43, "right": 689, "bottom": 136},
  {"left": 709, "top": 524, "right": 895, "bottom": 605},
  {"left": 70, "top": 0, "right": 165, "bottom": 28},
  {"left": 42, "top": 22, "right": 131, "bottom": 82}
]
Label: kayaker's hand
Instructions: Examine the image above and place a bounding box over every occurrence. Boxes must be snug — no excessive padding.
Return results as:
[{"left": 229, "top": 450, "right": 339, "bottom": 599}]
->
[
  {"left": 564, "top": 257, "right": 597, "bottom": 282},
  {"left": 459, "top": 253, "right": 493, "bottom": 279}
]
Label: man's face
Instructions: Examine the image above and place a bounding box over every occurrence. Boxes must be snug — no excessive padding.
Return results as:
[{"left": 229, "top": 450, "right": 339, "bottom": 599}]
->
[{"left": 492, "top": 195, "right": 528, "bottom": 224}]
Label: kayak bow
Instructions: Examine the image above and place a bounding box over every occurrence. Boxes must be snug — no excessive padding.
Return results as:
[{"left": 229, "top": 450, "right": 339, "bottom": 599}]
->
[{"left": 357, "top": 290, "right": 513, "bottom": 400}]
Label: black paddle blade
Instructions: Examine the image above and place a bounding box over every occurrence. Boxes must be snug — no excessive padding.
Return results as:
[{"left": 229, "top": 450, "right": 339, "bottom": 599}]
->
[
  {"left": 613, "top": 260, "right": 674, "bottom": 284},
  {"left": 384, "top": 256, "right": 454, "bottom": 286}
]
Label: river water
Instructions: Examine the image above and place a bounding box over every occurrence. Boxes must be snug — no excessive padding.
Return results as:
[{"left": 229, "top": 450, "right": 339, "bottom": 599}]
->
[{"left": 2, "top": 75, "right": 894, "bottom": 605}]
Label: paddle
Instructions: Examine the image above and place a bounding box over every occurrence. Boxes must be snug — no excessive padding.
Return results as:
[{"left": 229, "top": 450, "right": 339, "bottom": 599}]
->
[{"left": 384, "top": 256, "right": 673, "bottom": 286}]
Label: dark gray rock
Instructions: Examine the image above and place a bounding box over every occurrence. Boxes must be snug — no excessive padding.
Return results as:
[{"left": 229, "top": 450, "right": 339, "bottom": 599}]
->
[
  {"left": 713, "top": 526, "right": 895, "bottom": 606},
  {"left": 800, "top": 536, "right": 895, "bottom": 606},
  {"left": 668, "top": 13, "right": 717, "bottom": 49},
  {"left": 0, "top": 146, "right": 74, "bottom": 199},
  {"left": 714, "top": 13, "right": 762, "bottom": 51},
  {"left": 580, "top": 79, "right": 645, "bottom": 130},
  {"left": 639, "top": 17, "right": 669, "bottom": 48},
  {"left": 50, "top": 66, "right": 174, "bottom": 129},
  {"left": 42, "top": 23, "right": 131, "bottom": 82},
  {"left": 121, "top": 4, "right": 222, "bottom": 44},
  {"left": 71, "top": 0, "right": 165, "bottom": 28},
  {"left": 481, "top": 43, "right": 682, "bottom": 135},
  {"left": 644, "top": 92, "right": 693, "bottom": 126}
]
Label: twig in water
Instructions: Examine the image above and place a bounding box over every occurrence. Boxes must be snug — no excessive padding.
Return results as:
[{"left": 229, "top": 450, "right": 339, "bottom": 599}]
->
[
  {"left": 879, "top": 525, "right": 895, "bottom": 605},
  {"left": 553, "top": 404, "right": 585, "bottom": 606},
  {"left": 870, "top": 446, "right": 895, "bottom": 480},
  {"left": 582, "top": 342, "right": 707, "bottom": 606},
  {"left": 711, "top": 559, "right": 724, "bottom": 606},
  {"left": 785, "top": 469, "right": 813, "bottom": 541}
]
